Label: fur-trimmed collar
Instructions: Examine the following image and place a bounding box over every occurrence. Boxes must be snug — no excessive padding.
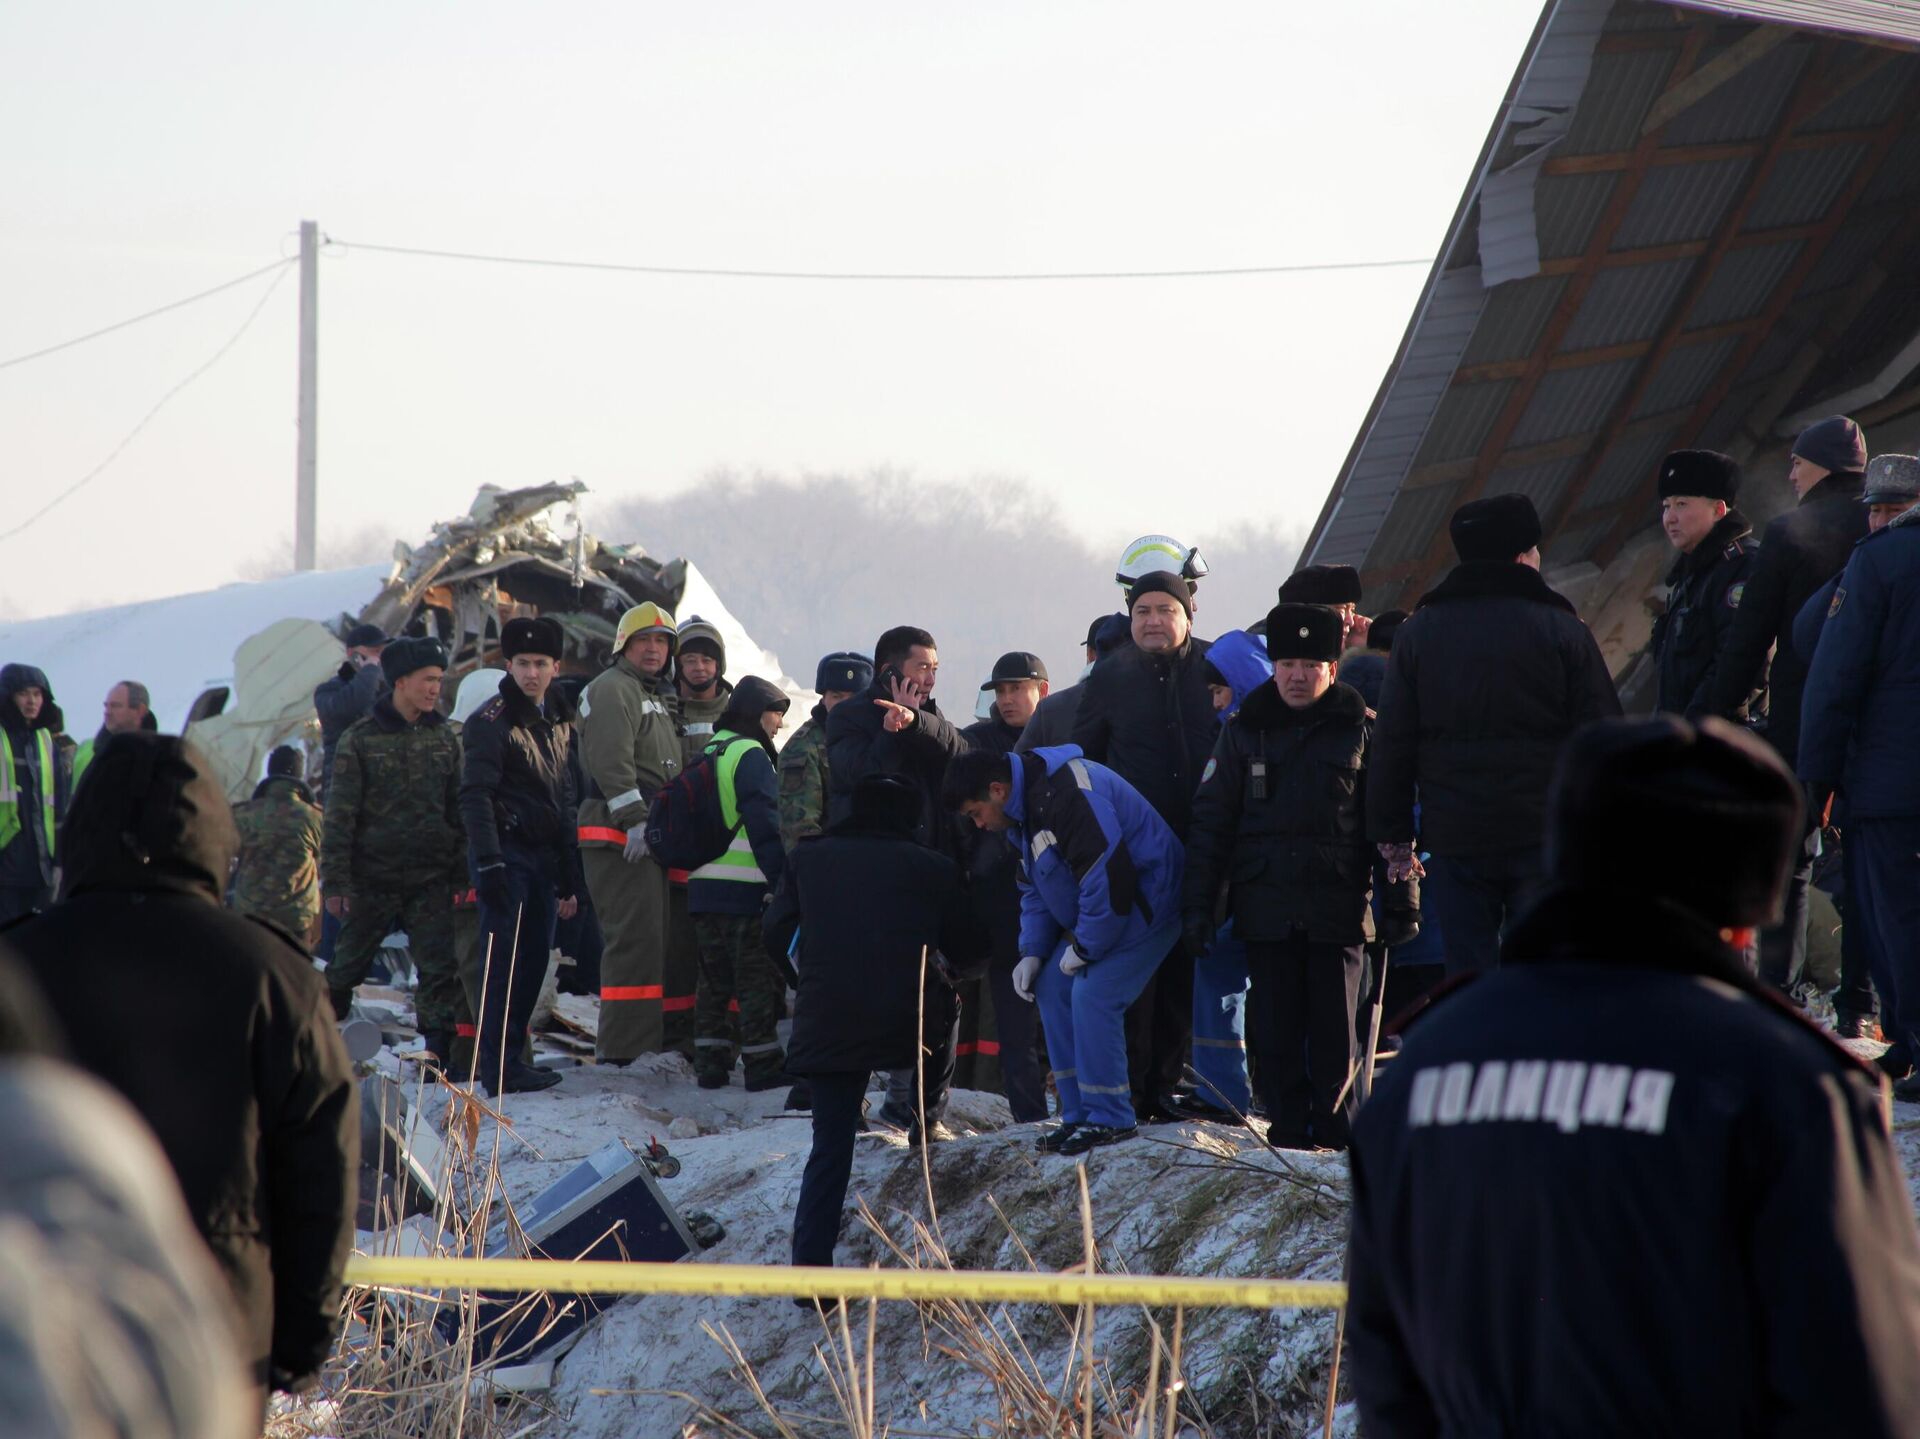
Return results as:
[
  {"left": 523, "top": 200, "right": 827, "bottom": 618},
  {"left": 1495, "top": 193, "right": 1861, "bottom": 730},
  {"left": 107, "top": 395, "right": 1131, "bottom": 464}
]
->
[
  {"left": 1235, "top": 678, "right": 1367, "bottom": 730},
  {"left": 494, "top": 673, "right": 576, "bottom": 727},
  {"left": 1418, "top": 561, "right": 1576, "bottom": 614},
  {"left": 1666, "top": 509, "right": 1753, "bottom": 585}
]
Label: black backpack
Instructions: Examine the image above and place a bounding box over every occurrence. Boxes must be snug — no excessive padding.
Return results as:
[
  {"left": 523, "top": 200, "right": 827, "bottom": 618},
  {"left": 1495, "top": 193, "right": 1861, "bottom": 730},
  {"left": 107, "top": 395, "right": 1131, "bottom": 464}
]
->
[{"left": 643, "top": 734, "right": 756, "bottom": 870}]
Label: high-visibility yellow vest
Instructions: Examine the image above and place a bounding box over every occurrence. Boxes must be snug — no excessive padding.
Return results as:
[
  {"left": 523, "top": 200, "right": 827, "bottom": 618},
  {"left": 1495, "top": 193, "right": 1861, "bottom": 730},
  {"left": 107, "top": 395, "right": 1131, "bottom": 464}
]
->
[
  {"left": 71, "top": 738, "right": 94, "bottom": 788},
  {"left": 0, "top": 729, "right": 57, "bottom": 855},
  {"left": 690, "top": 732, "right": 766, "bottom": 885}
]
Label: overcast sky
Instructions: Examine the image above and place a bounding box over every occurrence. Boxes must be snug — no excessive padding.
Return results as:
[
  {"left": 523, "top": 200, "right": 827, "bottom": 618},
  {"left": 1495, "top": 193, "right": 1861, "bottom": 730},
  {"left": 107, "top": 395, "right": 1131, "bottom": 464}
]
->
[{"left": 0, "top": 0, "right": 1539, "bottom": 622}]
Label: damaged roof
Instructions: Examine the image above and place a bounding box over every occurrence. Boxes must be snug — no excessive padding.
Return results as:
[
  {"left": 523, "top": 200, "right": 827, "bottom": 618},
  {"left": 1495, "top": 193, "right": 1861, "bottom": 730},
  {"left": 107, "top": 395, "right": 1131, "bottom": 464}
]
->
[{"left": 1304, "top": 0, "right": 1920, "bottom": 610}]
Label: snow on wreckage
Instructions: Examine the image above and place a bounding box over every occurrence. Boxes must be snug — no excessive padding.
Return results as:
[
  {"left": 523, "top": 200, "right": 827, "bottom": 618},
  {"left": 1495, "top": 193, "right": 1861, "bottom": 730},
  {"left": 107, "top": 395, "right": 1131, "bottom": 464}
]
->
[{"left": 0, "top": 480, "right": 811, "bottom": 803}]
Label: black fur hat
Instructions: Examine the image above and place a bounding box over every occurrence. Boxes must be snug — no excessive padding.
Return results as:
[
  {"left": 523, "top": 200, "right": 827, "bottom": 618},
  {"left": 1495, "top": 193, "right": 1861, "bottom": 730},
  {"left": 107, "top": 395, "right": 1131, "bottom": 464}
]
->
[
  {"left": 1450, "top": 494, "right": 1543, "bottom": 564},
  {"left": 1657, "top": 450, "right": 1740, "bottom": 503}
]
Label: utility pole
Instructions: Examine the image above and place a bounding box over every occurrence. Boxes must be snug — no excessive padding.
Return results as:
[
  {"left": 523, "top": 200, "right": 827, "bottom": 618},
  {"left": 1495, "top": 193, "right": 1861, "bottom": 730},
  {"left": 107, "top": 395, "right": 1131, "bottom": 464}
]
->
[{"left": 295, "top": 219, "right": 319, "bottom": 571}]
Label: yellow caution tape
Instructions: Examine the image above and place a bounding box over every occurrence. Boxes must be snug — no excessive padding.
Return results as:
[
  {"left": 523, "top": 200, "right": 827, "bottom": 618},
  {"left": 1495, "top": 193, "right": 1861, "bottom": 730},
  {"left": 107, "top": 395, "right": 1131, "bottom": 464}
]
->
[{"left": 344, "top": 1255, "right": 1346, "bottom": 1310}]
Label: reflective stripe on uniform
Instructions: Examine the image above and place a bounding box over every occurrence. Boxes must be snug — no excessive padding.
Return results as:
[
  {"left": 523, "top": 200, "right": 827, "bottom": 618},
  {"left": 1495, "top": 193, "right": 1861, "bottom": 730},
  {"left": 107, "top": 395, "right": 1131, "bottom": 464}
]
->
[
  {"left": 690, "top": 732, "right": 768, "bottom": 883},
  {"left": 602, "top": 985, "right": 665, "bottom": 1001},
  {"left": 0, "top": 729, "right": 56, "bottom": 855},
  {"left": 1067, "top": 759, "right": 1094, "bottom": 791},
  {"left": 607, "top": 788, "right": 643, "bottom": 812},
  {"left": 956, "top": 1040, "right": 1001, "bottom": 1057},
  {"left": 579, "top": 826, "right": 628, "bottom": 845},
  {"left": 663, "top": 993, "right": 697, "bottom": 1013},
  {"left": 691, "top": 831, "right": 766, "bottom": 884}
]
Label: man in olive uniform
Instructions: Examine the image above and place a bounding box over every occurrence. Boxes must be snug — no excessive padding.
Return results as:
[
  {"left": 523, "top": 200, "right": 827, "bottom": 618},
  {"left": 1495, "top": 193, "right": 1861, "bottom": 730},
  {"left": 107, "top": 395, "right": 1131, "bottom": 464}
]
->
[
  {"left": 230, "top": 745, "right": 324, "bottom": 945},
  {"left": 320, "top": 637, "right": 469, "bottom": 1062},
  {"left": 577, "top": 602, "right": 686, "bottom": 1062},
  {"left": 1650, "top": 450, "right": 1758, "bottom": 720},
  {"left": 779, "top": 652, "right": 872, "bottom": 852}
]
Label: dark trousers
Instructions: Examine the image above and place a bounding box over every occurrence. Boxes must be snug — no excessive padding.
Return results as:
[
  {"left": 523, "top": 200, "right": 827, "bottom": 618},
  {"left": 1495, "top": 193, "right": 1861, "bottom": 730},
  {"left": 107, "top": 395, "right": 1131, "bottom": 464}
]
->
[
  {"left": 1244, "top": 934, "right": 1364, "bottom": 1148},
  {"left": 1125, "top": 933, "right": 1194, "bottom": 1116},
  {"left": 1757, "top": 832, "right": 1815, "bottom": 996},
  {"left": 1831, "top": 836, "right": 1877, "bottom": 1019},
  {"left": 0, "top": 886, "right": 42, "bottom": 927},
  {"left": 792, "top": 1071, "right": 869, "bottom": 1268},
  {"left": 1853, "top": 818, "right": 1920, "bottom": 1059},
  {"left": 1422, "top": 847, "right": 1540, "bottom": 976},
  {"left": 882, "top": 980, "right": 960, "bottom": 1127},
  {"left": 472, "top": 848, "right": 558, "bottom": 1080},
  {"left": 987, "top": 950, "right": 1047, "bottom": 1122}
]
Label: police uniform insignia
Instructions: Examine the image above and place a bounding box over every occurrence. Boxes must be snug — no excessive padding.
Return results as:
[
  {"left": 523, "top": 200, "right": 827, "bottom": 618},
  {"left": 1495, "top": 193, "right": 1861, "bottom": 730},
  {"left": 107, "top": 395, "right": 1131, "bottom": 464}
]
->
[
  {"left": 1829, "top": 586, "right": 1846, "bottom": 617},
  {"left": 1725, "top": 582, "right": 1744, "bottom": 608},
  {"left": 1200, "top": 757, "right": 1218, "bottom": 785}
]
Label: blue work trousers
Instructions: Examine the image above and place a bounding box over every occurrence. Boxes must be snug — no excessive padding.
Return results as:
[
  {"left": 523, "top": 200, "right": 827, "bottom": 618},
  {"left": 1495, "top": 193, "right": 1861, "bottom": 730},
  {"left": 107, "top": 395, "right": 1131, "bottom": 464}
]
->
[
  {"left": 1037, "top": 917, "right": 1178, "bottom": 1129},
  {"left": 1852, "top": 818, "right": 1920, "bottom": 1060},
  {"left": 1188, "top": 920, "right": 1250, "bottom": 1114}
]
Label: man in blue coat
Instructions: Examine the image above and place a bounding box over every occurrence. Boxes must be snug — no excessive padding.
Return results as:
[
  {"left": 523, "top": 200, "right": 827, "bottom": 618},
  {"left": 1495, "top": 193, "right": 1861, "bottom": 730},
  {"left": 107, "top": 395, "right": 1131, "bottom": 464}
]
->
[
  {"left": 1799, "top": 452, "right": 1920, "bottom": 1093},
  {"left": 945, "top": 744, "right": 1183, "bottom": 1154}
]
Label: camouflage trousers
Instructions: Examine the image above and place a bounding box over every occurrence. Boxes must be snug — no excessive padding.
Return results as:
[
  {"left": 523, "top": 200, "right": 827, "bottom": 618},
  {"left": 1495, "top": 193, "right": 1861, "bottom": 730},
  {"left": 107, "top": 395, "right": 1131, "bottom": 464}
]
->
[
  {"left": 691, "top": 911, "right": 785, "bottom": 1083},
  {"left": 328, "top": 884, "right": 468, "bottom": 1039}
]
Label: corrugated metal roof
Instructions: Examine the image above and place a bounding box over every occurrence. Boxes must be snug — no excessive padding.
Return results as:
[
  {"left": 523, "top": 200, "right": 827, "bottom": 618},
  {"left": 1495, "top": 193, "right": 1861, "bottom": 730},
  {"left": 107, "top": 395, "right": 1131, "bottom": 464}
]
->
[
  {"left": 1305, "top": 0, "right": 1920, "bottom": 604},
  {"left": 1669, "top": 1, "right": 1920, "bottom": 47}
]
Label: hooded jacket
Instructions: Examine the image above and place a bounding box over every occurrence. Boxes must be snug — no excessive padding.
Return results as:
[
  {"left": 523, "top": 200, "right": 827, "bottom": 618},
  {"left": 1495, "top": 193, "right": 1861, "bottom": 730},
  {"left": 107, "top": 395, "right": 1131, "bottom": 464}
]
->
[
  {"left": 459, "top": 674, "right": 583, "bottom": 894},
  {"left": 1651, "top": 509, "right": 1758, "bottom": 720},
  {"left": 1001, "top": 745, "right": 1183, "bottom": 963},
  {"left": 1070, "top": 635, "right": 1217, "bottom": 839},
  {"left": 1798, "top": 504, "right": 1920, "bottom": 816},
  {"left": 686, "top": 676, "right": 789, "bottom": 915},
  {"left": 1347, "top": 886, "right": 1920, "bottom": 1438},
  {"left": 1184, "top": 680, "right": 1381, "bottom": 945},
  {"left": 1368, "top": 563, "right": 1622, "bottom": 854},
  {"left": 1705, "top": 471, "right": 1869, "bottom": 764},
  {"left": 765, "top": 781, "right": 988, "bottom": 1075},
  {"left": 1201, "top": 629, "right": 1272, "bottom": 721},
  {"left": 5, "top": 734, "right": 358, "bottom": 1388},
  {"left": 0, "top": 663, "right": 67, "bottom": 893}
]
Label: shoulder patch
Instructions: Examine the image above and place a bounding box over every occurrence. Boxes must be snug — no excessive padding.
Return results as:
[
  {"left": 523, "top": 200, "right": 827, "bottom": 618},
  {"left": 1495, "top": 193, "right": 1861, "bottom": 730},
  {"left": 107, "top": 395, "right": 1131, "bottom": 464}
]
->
[
  {"left": 1200, "top": 756, "right": 1218, "bottom": 785},
  {"left": 577, "top": 689, "right": 592, "bottom": 717},
  {"left": 1725, "top": 581, "right": 1745, "bottom": 609},
  {"left": 1829, "top": 586, "right": 1846, "bottom": 618}
]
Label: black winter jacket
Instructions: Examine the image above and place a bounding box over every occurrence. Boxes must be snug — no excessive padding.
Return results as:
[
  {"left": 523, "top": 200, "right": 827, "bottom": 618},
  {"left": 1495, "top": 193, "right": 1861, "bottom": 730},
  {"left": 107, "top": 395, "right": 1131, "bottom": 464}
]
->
[
  {"left": 962, "top": 715, "right": 1025, "bottom": 962},
  {"left": 824, "top": 678, "right": 970, "bottom": 857},
  {"left": 1651, "top": 510, "right": 1758, "bottom": 720},
  {"left": 1368, "top": 563, "right": 1621, "bottom": 855},
  {"left": 1069, "top": 638, "right": 1217, "bottom": 839},
  {"left": 765, "top": 817, "right": 988, "bottom": 1074},
  {"left": 459, "top": 675, "right": 583, "bottom": 893},
  {"left": 313, "top": 660, "right": 384, "bottom": 799},
  {"left": 1704, "top": 472, "right": 1869, "bottom": 765},
  {"left": 1016, "top": 682, "right": 1084, "bottom": 753},
  {"left": 7, "top": 736, "right": 358, "bottom": 1388},
  {"left": 1347, "top": 887, "right": 1920, "bottom": 1438},
  {"left": 1184, "top": 682, "right": 1380, "bottom": 945}
]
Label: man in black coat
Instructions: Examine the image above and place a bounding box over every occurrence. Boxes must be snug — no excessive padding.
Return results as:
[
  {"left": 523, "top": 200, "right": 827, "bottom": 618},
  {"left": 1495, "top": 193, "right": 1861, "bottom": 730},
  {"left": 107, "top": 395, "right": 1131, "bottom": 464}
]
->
[
  {"left": 1017, "top": 614, "right": 1130, "bottom": 754},
  {"left": 460, "top": 616, "right": 584, "bottom": 1096},
  {"left": 960, "top": 652, "right": 1051, "bottom": 1121},
  {"left": 5, "top": 733, "right": 358, "bottom": 1404},
  {"left": 1184, "top": 604, "right": 1405, "bottom": 1149},
  {"left": 1071, "top": 572, "right": 1218, "bottom": 1118},
  {"left": 1649, "top": 449, "right": 1758, "bottom": 719},
  {"left": 825, "top": 624, "right": 972, "bottom": 1133},
  {"left": 313, "top": 622, "right": 388, "bottom": 799},
  {"left": 767, "top": 774, "right": 987, "bottom": 1270},
  {"left": 1704, "top": 415, "right": 1871, "bottom": 997},
  {"left": 1348, "top": 716, "right": 1920, "bottom": 1437},
  {"left": 1369, "top": 494, "right": 1621, "bottom": 975}
]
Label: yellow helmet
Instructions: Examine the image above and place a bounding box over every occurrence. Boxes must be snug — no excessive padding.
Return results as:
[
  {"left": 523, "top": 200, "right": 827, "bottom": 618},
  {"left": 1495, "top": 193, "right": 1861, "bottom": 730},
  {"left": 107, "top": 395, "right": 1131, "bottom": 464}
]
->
[{"left": 614, "top": 601, "right": 677, "bottom": 654}]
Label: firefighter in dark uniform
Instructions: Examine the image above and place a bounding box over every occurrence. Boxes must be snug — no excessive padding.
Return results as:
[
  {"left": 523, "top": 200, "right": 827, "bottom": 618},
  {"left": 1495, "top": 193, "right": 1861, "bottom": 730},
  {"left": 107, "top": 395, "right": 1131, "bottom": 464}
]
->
[
  {"left": 1347, "top": 716, "right": 1920, "bottom": 1436},
  {"left": 1648, "top": 449, "right": 1757, "bottom": 719}
]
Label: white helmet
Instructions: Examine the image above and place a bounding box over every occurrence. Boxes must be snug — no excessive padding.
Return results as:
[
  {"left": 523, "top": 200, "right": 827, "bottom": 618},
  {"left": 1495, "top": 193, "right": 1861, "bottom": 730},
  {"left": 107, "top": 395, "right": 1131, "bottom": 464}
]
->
[
  {"left": 1115, "top": 534, "right": 1209, "bottom": 590},
  {"left": 452, "top": 668, "right": 507, "bottom": 726}
]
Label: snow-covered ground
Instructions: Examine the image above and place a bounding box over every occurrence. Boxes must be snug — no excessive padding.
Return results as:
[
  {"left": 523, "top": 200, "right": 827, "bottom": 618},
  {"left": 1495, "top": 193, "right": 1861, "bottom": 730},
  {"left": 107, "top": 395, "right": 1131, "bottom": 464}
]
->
[{"left": 315, "top": 991, "right": 1920, "bottom": 1439}]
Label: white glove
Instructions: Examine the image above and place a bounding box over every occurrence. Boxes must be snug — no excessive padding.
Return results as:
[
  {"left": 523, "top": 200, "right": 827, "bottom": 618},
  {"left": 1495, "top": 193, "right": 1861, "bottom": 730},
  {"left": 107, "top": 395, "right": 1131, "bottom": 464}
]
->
[
  {"left": 1012, "top": 956, "right": 1042, "bottom": 1003},
  {"left": 623, "top": 827, "right": 650, "bottom": 862},
  {"left": 1059, "top": 948, "right": 1088, "bottom": 978}
]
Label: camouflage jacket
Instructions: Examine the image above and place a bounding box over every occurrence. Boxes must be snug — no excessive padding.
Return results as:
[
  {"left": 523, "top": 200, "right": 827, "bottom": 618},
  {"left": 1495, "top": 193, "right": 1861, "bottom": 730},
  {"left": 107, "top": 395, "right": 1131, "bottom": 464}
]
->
[
  {"left": 320, "top": 698, "right": 465, "bottom": 893},
  {"left": 231, "top": 776, "right": 323, "bottom": 937},
  {"left": 778, "top": 708, "right": 831, "bottom": 852},
  {"left": 577, "top": 656, "right": 683, "bottom": 844},
  {"left": 678, "top": 679, "right": 733, "bottom": 769}
]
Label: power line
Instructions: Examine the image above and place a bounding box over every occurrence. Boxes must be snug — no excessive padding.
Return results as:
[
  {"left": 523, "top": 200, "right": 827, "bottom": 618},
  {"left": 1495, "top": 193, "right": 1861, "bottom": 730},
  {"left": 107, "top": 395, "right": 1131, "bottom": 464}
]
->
[
  {"left": 329, "top": 237, "right": 1432, "bottom": 282},
  {"left": 0, "top": 263, "right": 294, "bottom": 546},
  {"left": 0, "top": 257, "right": 295, "bottom": 373}
]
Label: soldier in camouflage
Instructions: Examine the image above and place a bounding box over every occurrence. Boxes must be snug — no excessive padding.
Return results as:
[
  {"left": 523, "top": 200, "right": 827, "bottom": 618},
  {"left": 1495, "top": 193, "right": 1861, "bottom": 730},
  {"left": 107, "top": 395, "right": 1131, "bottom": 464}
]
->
[
  {"left": 320, "top": 638, "right": 470, "bottom": 1061},
  {"left": 779, "top": 652, "right": 873, "bottom": 852},
  {"left": 230, "top": 744, "right": 324, "bottom": 943}
]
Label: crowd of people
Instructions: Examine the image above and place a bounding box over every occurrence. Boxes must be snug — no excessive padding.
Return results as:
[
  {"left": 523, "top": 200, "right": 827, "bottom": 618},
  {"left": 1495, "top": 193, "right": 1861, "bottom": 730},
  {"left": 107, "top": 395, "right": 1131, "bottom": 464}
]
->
[{"left": 4, "top": 410, "right": 1920, "bottom": 1429}]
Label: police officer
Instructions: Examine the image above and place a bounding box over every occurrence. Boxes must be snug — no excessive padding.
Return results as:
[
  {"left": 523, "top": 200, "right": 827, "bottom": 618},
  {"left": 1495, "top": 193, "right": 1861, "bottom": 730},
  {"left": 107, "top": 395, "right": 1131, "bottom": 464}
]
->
[
  {"left": 1648, "top": 449, "right": 1757, "bottom": 719},
  {"left": 1347, "top": 716, "right": 1920, "bottom": 1435},
  {"left": 577, "top": 602, "right": 685, "bottom": 1063},
  {"left": 460, "top": 616, "right": 583, "bottom": 1097},
  {"left": 1800, "top": 453, "right": 1920, "bottom": 1093}
]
